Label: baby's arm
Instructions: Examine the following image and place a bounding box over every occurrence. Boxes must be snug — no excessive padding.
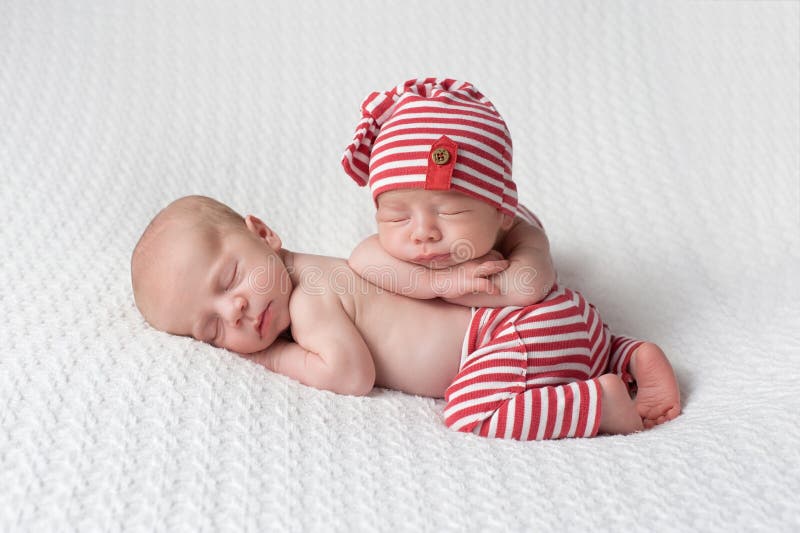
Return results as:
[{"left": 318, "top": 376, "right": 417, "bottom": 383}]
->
[
  {"left": 244, "top": 292, "right": 375, "bottom": 396},
  {"left": 444, "top": 218, "right": 556, "bottom": 308},
  {"left": 349, "top": 234, "right": 507, "bottom": 299}
]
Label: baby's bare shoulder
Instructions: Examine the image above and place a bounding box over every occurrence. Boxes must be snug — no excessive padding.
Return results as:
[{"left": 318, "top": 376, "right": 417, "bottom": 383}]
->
[
  {"left": 288, "top": 255, "right": 358, "bottom": 323},
  {"left": 291, "top": 252, "right": 371, "bottom": 302},
  {"left": 288, "top": 284, "right": 351, "bottom": 338},
  {"left": 288, "top": 277, "right": 344, "bottom": 320},
  {"left": 291, "top": 253, "right": 355, "bottom": 288}
]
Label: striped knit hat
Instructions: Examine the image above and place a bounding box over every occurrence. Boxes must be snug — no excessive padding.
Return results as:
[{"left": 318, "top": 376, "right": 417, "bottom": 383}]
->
[{"left": 341, "top": 78, "right": 517, "bottom": 216}]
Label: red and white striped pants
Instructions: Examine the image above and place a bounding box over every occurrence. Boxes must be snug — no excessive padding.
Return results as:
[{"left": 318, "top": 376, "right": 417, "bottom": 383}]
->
[{"left": 443, "top": 284, "right": 643, "bottom": 440}]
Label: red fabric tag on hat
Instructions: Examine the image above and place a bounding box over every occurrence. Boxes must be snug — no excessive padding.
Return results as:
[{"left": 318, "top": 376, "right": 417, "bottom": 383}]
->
[{"left": 425, "top": 136, "right": 458, "bottom": 190}]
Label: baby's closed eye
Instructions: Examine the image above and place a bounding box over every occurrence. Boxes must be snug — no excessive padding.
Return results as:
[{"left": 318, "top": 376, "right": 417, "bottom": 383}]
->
[
  {"left": 199, "top": 317, "right": 221, "bottom": 346},
  {"left": 377, "top": 211, "right": 409, "bottom": 223},
  {"left": 224, "top": 263, "right": 238, "bottom": 291}
]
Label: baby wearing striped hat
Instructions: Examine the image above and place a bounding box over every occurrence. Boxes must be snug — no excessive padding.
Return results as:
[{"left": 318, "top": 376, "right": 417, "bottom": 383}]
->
[
  {"left": 343, "top": 78, "right": 681, "bottom": 438},
  {"left": 343, "top": 78, "right": 555, "bottom": 308}
]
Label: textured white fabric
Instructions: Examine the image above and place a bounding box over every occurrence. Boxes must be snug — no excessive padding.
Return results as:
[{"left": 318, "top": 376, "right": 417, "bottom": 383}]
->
[{"left": 1, "top": 1, "right": 798, "bottom": 531}]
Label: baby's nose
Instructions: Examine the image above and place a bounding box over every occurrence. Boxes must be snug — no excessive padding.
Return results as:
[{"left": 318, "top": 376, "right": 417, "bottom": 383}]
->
[
  {"left": 412, "top": 218, "right": 442, "bottom": 243},
  {"left": 225, "top": 295, "right": 248, "bottom": 327}
]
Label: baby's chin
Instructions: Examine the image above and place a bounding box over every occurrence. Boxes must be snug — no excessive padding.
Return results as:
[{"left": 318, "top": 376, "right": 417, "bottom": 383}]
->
[
  {"left": 407, "top": 255, "right": 467, "bottom": 270},
  {"left": 399, "top": 245, "right": 495, "bottom": 269}
]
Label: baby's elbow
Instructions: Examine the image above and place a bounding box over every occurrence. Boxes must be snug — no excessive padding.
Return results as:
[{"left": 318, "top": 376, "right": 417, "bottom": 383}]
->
[
  {"left": 330, "top": 362, "right": 375, "bottom": 397},
  {"left": 504, "top": 274, "right": 555, "bottom": 306},
  {"left": 504, "top": 292, "right": 544, "bottom": 307},
  {"left": 353, "top": 363, "right": 376, "bottom": 396},
  {"left": 349, "top": 373, "right": 375, "bottom": 397},
  {"left": 346, "top": 253, "right": 364, "bottom": 275},
  {"left": 339, "top": 371, "right": 375, "bottom": 397},
  {"left": 347, "top": 251, "right": 364, "bottom": 274},
  {"left": 347, "top": 234, "right": 380, "bottom": 274}
]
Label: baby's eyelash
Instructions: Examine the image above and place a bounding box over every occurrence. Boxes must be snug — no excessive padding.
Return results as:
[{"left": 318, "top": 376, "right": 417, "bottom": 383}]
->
[
  {"left": 226, "top": 265, "right": 238, "bottom": 290},
  {"left": 212, "top": 319, "right": 221, "bottom": 344}
]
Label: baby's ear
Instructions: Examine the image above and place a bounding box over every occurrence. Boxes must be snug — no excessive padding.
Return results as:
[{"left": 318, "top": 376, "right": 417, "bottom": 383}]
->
[
  {"left": 245, "top": 214, "right": 282, "bottom": 251},
  {"left": 500, "top": 212, "right": 515, "bottom": 231}
]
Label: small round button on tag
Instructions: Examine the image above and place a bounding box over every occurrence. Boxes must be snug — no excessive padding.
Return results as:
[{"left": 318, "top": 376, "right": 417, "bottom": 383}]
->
[{"left": 431, "top": 148, "right": 450, "bottom": 165}]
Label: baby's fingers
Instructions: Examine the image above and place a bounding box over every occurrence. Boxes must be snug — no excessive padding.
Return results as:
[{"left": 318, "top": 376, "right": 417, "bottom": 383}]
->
[
  {"left": 473, "top": 260, "right": 509, "bottom": 278},
  {"left": 482, "top": 250, "right": 505, "bottom": 261},
  {"left": 465, "top": 277, "right": 498, "bottom": 295}
]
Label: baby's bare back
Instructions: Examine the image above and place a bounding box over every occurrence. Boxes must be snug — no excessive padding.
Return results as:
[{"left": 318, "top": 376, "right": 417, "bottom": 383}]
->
[
  {"left": 291, "top": 253, "right": 471, "bottom": 397},
  {"left": 353, "top": 283, "right": 472, "bottom": 397}
]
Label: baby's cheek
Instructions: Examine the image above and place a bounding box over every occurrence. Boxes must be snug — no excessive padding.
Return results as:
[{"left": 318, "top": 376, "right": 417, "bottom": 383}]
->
[
  {"left": 224, "top": 332, "right": 254, "bottom": 354},
  {"left": 378, "top": 230, "right": 405, "bottom": 258},
  {"left": 455, "top": 232, "right": 495, "bottom": 261}
]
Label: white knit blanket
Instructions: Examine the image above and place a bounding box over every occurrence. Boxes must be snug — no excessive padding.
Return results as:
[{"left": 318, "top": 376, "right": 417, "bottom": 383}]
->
[{"left": 1, "top": 1, "right": 798, "bottom": 531}]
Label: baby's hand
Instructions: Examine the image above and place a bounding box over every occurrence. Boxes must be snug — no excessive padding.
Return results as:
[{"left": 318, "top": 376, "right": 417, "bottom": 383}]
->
[
  {"left": 467, "top": 250, "right": 508, "bottom": 278},
  {"left": 432, "top": 251, "right": 509, "bottom": 297}
]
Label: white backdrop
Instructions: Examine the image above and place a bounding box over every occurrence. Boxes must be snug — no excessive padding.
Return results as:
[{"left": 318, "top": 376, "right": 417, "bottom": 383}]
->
[{"left": 1, "top": 1, "right": 798, "bottom": 531}]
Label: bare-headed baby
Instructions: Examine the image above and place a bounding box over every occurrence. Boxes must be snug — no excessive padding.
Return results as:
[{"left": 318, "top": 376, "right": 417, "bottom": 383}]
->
[{"left": 131, "top": 193, "right": 681, "bottom": 441}]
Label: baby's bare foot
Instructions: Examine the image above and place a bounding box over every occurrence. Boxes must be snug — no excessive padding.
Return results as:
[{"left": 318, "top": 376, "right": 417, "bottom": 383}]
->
[
  {"left": 597, "top": 374, "right": 644, "bottom": 435},
  {"left": 629, "top": 343, "right": 681, "bottom": 429}
]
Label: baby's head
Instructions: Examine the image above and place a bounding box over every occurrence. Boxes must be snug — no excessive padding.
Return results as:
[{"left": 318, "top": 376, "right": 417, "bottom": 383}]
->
[
  {"left": 342, "top": 78, "right": 516, "bottom": 268},
  {"left": 131, "top": 195, "right": 292, "bottom": 354}
]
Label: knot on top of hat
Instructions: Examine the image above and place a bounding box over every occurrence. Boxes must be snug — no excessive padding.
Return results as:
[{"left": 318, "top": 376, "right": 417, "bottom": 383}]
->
[{"left": 341, "top": 113, "right": 380, "bottom": 186}]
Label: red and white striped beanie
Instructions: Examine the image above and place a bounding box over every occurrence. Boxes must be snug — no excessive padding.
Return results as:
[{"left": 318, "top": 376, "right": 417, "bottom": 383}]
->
[{"left": 341, "top": 78, "right": 517, "bottom": 216}]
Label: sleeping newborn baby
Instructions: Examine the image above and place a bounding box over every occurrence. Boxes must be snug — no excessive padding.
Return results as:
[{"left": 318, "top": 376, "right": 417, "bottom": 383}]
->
[
  {"left": 341, "top": 77, "right": 681, "bottom": 436},
  {"left": 131, "top": 194, "right": 680, "bottom": 441}
]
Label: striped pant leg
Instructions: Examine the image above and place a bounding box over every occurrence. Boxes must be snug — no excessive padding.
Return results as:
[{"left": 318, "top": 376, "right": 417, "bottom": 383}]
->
[
  {"left": 468, "top": 378, "right": 604, "bottom": 440},
  {"left": 607, "top": 334, "right": 645, "bottom": 384},
  {"left": 444, "top": 288, "right": 612, "bottom": 441}
]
